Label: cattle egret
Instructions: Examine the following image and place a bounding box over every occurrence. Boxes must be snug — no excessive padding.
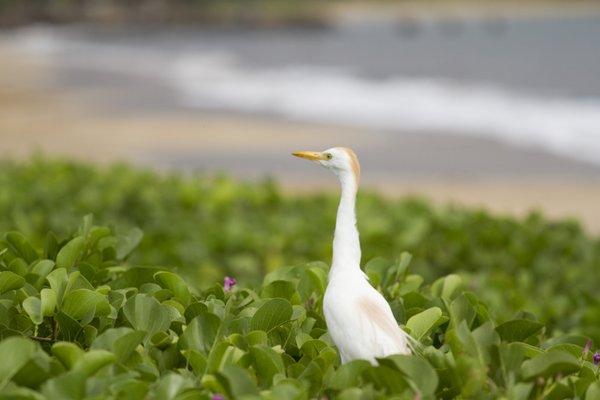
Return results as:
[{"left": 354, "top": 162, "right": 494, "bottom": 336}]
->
[{"left": 293, "top": 147, "right": 411, "bottom": 364}]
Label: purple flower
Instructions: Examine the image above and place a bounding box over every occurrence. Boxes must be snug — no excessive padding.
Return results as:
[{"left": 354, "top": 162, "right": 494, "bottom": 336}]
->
[
  {"left": 211, "top": 395, "right": 225, "bottom": 400},
  {"left": 594, "top": 352, "right": 600, "bottom": 366},
  {"left": 584, "top": 339, "right": 593, "bottom": 356},
  {"left": 223, "top": 276, "right": 236, "bottom": 292}
]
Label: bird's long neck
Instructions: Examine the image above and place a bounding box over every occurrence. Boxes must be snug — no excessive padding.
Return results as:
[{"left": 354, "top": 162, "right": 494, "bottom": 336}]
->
[{"left": 330, "top": 170, "right": 361, "bottom": 279}]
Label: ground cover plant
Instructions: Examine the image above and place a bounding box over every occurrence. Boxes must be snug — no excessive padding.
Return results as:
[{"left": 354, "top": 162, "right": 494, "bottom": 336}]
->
[
  {"left": 1, "top": 158, "right": 599, "bottom": 340},
  {"left": 1, "top": 218, "right": 600, "bottom": 399}
]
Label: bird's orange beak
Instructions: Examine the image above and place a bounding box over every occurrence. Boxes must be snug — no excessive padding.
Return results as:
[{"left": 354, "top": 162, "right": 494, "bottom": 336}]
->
[{"left": 292, "top": 151, "right": 327, "bottom": 161}]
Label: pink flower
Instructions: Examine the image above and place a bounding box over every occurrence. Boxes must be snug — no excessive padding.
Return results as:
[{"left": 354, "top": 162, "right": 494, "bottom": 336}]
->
[
  {"left": 583, "top": 339, "right": 593, "bottom": 356},
  {"left": 211, "top": 395, "right": 225, "bottom": 400},
  {"left": 223, "top": 276, "right": 236, "bottom": 292}
]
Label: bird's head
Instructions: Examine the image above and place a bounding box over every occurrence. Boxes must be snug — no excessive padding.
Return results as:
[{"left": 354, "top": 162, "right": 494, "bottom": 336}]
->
[{"left": 292, "top": 147, "right": 360, "bottom": 184}]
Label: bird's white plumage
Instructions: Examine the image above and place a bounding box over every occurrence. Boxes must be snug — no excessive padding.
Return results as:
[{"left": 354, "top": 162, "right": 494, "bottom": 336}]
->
[
  {"left": 292, "top": 147, "right": 411, "bottom": 365},
  {"left": 324, "top": 275, "right": 411, "bottom": 364}
]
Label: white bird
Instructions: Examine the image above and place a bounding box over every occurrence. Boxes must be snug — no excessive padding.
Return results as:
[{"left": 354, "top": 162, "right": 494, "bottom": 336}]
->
[{"left": 293, "top": 147, "right": 411, "bottom": 365}]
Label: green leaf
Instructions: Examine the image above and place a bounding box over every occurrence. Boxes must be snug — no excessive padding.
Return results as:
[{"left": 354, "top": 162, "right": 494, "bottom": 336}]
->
[
  {"left": 52, "top": 342, "right": 85, "bottom": 370},
  {"left": 72, "top": 349, "right": 116, "bottom": 376},
  {"left": 250, "top": 299, "right": 293, "bottom": 332},
  {"left": 262, "top": 280, "right": 296, "bottom": 301},
  {"left": 0, "top": 337, "right": 38, "bottom": 389},
  {"left": 116, "top": 227, "right": 143, "bottom": 260},
  {"left": 46, "top": 268, "right": 68, "bottom": 305},
  {"left": 382, "top": 354, "right": 439, "bottom": 397},
  {"left": 41, "top": 371, "right": 86, "bottom": 399},
  {"left": 41, "top": 288, "right": 57, "bottom": 317},
  {"left": 246, "top": 330, "right": 268, "bottom": 347},
  {"left": 507, "top": 383, "right": 534, "bottom": 400},
  {"left": 179, "top": 312, "right": 221, "bottom": 354},
  {"left": 207, "top": 342, "right": 246, "bottom": 373},
  {"left": 31, "top": 259, "right": 55, "bottom": 289},
  {"left": 449, "top": 293, "right": 476, "bottom": 328},
  {"left": 365, "top": 257, "right": 392, "bottom": 287},
  {"left": 216, "top": 364, "right": 260, "bottom": 398},
  {"left": 23, "top": 296, "right": 43, "bottom": 325},
  {"left": 44, "top": 232, "right": 60, "bottom": 261},
  {"left": 7, "top": 257, "right": 28, "bottom": 276},
  {"left": 445, "top": 320, "right": 488, "bottom": 366},
  {"left": 364, "top": 364, "right": 408, "bottom": 394},
  {"left": 31, "top": 259, "right": 56, "bottom": 275},
  {"left": 521, "top": 351, "right": 580, "bottom": 380},
  {"left": 498, "top": 342, "right": 526, "bottom": 379},
  {"left": 151, "top": 330, "right": 174, "bottom": 349},
  {"left": 328, "top": 359, "right": 371, "bottom": 390},
  {"left": 249, "top": 345, "right": 285, "bottom": 387},
  {"left": 391, "top": 252, "right": 412, "bottom": 280},
  {"left": 547, "top": 343, "right": 583, "bottom": 358},
  {"left": 110, "top": 378, "right": 150, "bottom": 400},
  {"left": 5, "top": 232, "right": 38, "bottom": 263},
  {"left": 586, "top": 382, "right": 600, "bottom": 400},
  {"left": 406, "top": 307, "right": 443, "bottom": 340},
  {"left": 183, "top": 349, "right": 207, "bottom": 376},
  {"left": 92, "top": 327, "right": 146, "bottom": 363},
  {"left": 307, "top": 266, "right": 327, "bottom": 293},
  {"left": 471, "top": 321, "right": 500, "bottom": 365},
  {"left": 184, "top": 302, "right": 209, "bottom": 323},
  {"left": 337, "top": 388, "right": 367, "bottom": 400},
  {"left": 55, "top": 311, "right": 84, "bottom": 342},
  {"left": 116, "top": 333, "right": 147, "bottom": 363},
  {"left": 61, "top": 289, "right": 110, "bottom": 321},
  {"left": 10, "top": 353, "right": 53, "bottom": 391},
  {"left": 0, "top": 271, "right": 25, "bottom": 294},
  {"left": 441, "top": 274, "right": 462, "bottom": 300},
  {"left": 153, "top": 373, "right": 194, "bottom": 400},
  {"left": 56, "top": 236, "right": 85, "bottom": 270},
  {"left": 123, "top": 294, "right": 172, "bottom": 343},
  {"left": 496, "top": 319, "right": 544, "bottom": 342},
  {"left": 154, "top": 271, "right": 191, "bottom": 306},
  {"left": 80, "top": 214, "right": 94, "bottom": 238},
  {"left": 109, "top": 266, "right": 164, "bottom": 290}
]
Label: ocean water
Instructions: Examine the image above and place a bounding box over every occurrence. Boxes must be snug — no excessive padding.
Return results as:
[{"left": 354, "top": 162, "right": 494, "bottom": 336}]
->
[{"left": 5, "top": 16, "right": 600, "bottom": 165}]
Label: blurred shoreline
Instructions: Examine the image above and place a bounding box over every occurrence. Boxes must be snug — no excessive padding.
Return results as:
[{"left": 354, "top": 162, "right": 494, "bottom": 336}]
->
[{"left": 1, "top": 45, "right": 600, "bottom": 232}]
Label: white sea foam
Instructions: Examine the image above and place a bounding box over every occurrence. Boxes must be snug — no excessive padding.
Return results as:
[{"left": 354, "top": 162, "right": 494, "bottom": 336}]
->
[
  {"left": 172, "top": 53, "right": 600, "bottom": 166},
  {"left": 8, "top": 26, "right": 600, "bottom": 166}
]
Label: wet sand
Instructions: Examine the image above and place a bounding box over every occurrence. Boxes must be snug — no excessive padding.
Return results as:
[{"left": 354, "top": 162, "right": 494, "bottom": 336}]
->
[{"left": 1, "top": 47, "right": 600, "bottom": 232}]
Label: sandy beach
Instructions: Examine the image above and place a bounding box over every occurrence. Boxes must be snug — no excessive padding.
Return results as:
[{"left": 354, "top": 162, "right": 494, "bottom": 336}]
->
[{"left": 1, "top": 45, "right": 600, "bottom": 233}]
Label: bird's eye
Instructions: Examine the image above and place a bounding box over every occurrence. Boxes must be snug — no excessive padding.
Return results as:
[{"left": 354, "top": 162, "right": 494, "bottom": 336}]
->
[{"left": 326, "top": 153, "right": 333, "bottom": 160}]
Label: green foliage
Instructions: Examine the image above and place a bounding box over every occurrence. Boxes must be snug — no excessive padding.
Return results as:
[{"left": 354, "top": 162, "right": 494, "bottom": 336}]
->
[
  {"left": 0, "top": 218, "right": 599, "bottom": 399},
  {"left": 0, "top": 158, "right": 599, "bottom": 339}
]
